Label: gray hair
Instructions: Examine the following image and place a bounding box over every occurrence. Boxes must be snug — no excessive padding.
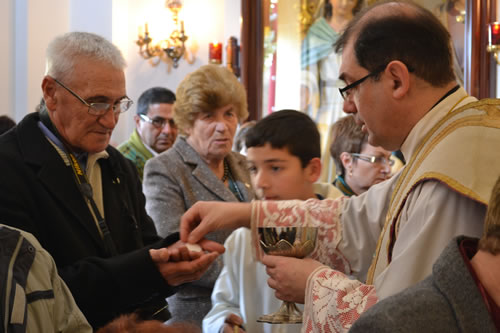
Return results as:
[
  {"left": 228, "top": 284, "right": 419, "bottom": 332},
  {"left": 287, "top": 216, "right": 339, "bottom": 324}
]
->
[{"left": 45, "top": 31, "right": 126, "bottom": 81}]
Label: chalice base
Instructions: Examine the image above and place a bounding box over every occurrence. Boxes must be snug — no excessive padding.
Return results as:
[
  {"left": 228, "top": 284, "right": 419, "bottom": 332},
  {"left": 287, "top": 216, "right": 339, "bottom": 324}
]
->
[{"left": 257, "top": 301, "right": 303, "bottom": 324}]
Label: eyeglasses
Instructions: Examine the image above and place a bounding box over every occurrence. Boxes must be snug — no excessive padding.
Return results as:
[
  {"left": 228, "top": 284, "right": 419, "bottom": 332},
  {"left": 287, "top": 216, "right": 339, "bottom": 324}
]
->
[
  {"left": 339, "top": 64, "right": 415, "bottom": 100},
  {"left": 53, "top": 78, "right": 133, "bottom": 116},
  {"left": 350, "top": 153, "right": 395, "bottom": 166},
  {"left": 339, "top": 66, "right": 386, "bottom": 100},
  {"left": 139, "top": 114, "right": 176, "bottom": 129}
]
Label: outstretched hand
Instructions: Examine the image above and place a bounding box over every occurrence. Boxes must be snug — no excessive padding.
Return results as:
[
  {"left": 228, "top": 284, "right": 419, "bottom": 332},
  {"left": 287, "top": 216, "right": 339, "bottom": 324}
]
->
[
  {"left": 262, "top": 255, "right": 324, "bottom": 304},
  {"left": 149, "top": 239, "right": 225, "bottom": 286},
  {"left": 180, "top": 201, "right": 252, "bottom": 244}
]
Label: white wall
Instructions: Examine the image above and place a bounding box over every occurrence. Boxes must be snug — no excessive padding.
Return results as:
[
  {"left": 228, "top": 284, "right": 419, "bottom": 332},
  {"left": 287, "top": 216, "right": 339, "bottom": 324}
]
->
[
  {"left": 0, "top": 0, "right": 14, "bottom": 120},
  {"left": 0, "top": 0, "right": 241, "bottom": 145}
]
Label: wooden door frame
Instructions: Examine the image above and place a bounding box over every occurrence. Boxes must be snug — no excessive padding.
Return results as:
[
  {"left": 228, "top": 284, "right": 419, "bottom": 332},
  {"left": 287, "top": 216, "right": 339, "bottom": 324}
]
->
[{"left": 464, "top": 0, "right": 497, "bottom": 98}]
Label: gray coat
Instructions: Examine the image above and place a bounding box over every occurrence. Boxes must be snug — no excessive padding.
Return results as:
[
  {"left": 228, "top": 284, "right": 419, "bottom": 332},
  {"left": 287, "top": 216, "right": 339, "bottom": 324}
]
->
[
  {"left": 349, "top": 236, "right": 497, "bottom": 333},
  {"left": 143, "top": 136, "right": 253, "bottom": 326}
]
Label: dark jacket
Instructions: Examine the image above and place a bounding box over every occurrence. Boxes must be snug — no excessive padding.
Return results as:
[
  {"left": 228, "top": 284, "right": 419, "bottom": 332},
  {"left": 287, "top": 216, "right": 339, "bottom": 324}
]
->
[
  {"left": 349, "top": 236, "right": 497, "bottom": 333},
  {"left": 0, "top": 112, "right": 178, "bottom": 329}
]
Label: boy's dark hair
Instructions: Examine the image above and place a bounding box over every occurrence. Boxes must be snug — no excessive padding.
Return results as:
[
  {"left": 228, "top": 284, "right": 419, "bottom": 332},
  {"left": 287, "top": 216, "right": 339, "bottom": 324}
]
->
[
  {"left": 136, "top": 87, "right": 176, "bottom": 116},
  {"left": 245, "top": 110, "right": 320, "bottom": 167}
]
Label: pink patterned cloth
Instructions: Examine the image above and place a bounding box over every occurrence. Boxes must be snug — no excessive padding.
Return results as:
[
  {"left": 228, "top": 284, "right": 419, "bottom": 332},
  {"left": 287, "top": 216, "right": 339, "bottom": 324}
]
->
[{"left": 251, "top": 198, "right": 379, "bottom": 333}]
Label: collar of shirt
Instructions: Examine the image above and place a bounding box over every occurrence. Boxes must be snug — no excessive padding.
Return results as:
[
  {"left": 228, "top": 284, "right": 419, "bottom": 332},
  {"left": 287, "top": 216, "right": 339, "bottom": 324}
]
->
[
  {"left": 400, "top": 87, "right": 476, "bottom": 163},
  {"left": 38, "top": 120, "right": 97, "bottom": 172}
]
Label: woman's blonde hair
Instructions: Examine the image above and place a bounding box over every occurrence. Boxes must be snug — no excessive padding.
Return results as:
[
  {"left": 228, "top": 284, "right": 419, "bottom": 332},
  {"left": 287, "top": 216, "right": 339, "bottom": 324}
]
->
[
  {"left": 174, "top": 65, "right": 248, "bottom": 134},
  {"left": 478, "top": 176, "right": 500, "bottom": 255}
]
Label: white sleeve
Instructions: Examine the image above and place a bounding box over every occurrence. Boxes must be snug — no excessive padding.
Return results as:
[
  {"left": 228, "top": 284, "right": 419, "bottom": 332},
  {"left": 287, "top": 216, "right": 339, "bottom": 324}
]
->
[
  {"left": 375, "top": 180, "right": 485, "bottom": 299},
  {"left": 339, "top": 175, "right": 398, "bottom": 281},
  {"left": 203, "top": 232, "right": 243, "bottom": 333}
]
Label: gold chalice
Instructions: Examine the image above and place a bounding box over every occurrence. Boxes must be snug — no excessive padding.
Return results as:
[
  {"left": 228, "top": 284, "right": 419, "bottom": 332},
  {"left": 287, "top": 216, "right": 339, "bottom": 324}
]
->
[{"left": 257, "top": 227, "right": 318, "bottom": 324}]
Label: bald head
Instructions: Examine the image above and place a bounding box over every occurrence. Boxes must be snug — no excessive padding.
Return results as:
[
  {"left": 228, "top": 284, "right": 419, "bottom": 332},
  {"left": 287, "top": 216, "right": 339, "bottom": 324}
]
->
[{"left": 335, "top": 1, "right": 456, "bottom": 87}]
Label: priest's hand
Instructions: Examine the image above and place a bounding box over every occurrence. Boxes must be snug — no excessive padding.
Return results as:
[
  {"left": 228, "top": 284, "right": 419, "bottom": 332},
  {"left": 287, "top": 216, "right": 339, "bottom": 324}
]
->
[
  {"left": 180, "top": 201, "right": 252, "bottom": 244},
  {"left": 263, "top": 255, "right": 324, "bottom": 304}
]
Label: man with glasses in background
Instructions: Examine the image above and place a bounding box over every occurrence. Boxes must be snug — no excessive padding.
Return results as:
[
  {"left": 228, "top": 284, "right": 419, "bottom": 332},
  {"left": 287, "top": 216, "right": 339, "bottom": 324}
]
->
[
  {"left": 0, "top": 31, "right": 223, "bottom": 330},
  {"left": 118, "top": 87, "right": 177, "bottom": 181}
]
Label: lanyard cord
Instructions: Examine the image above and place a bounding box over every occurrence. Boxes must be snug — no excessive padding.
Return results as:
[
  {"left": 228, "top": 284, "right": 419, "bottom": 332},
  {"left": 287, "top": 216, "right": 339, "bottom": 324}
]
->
[
  {"left": 66, "top": 152, "right": 118, "bottom": 256},
  {"left": 39, "top": 109, "right": 118, "bottom": 256}
]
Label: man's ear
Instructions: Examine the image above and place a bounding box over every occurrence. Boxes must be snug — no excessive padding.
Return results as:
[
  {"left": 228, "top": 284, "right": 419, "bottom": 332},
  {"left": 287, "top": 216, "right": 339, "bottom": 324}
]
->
[
  {"left": 385, "top": 60, "right": 411, "bottom": 100},
  {"left": 41, "top": 76, "right": 57, "bottom": 111},
  {"left": 134, "top": 114, "right": 142, "bottom": 130},
  {"left": 340, "top": 151, "right": 353, "bottom": 171},
  {"left": 305, "top": 157, "right": 322, "bottom": 183}
]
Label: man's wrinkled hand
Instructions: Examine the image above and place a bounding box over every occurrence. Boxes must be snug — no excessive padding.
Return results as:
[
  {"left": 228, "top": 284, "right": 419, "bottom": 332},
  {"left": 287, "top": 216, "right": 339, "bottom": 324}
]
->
[
  {"left": 149, "top": 239, "right": 224, "bottom": 286},
  {"left": 262, "top": 256, "right": 324, "bottom": 304}
]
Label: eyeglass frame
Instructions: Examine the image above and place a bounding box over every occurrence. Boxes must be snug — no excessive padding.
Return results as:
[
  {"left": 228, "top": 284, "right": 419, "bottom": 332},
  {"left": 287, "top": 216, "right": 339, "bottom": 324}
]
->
[
  {"left": 139, "top": 113, "right": 176, "bottom": 130},
  {"left": 53, "top": 78, "right": 133, "bottom": 116},
  {"left": 338, "top": 63, "right": 414, "bottom": 100},
  {"left": 338, "top": 65, "right": 387, "bottom": 100},
  {"left": 350, "top": 153, "right": 395, "bottom": 167}
]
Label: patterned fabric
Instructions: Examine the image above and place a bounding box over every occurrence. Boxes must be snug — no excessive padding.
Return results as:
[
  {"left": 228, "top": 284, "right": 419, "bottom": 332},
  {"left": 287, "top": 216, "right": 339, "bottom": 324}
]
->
[
  {"left": 117, "top": 129, "right": 152, "bottom": 181},
  {"left": 251, "top": 198, "right": 377, "bottom": 332}
]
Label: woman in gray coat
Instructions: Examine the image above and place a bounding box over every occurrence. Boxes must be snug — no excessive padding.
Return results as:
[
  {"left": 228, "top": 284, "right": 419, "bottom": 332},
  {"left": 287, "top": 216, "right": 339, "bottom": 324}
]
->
[{"left": 143, "top": 64, "right": 254, "bottom": 327}]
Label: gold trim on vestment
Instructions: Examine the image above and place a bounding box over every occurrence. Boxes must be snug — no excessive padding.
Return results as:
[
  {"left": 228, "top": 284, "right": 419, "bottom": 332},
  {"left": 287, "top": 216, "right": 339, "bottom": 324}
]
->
[{"left": 366, "top": 98, "right": 500, "bottom": 284}]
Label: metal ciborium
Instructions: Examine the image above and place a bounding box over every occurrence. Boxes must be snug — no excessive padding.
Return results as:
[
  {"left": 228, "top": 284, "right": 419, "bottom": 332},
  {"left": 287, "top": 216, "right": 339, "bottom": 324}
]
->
[{"left": 257, "top": 227, "right": 318, "bottom": 324}]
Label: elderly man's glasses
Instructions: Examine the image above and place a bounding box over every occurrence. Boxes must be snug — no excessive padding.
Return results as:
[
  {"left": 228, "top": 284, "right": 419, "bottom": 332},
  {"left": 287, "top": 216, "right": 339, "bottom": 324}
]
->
[
  {"left": 139, "top": 114, "right": 176, "bottom": 129},
  {"left": 351, "top": 153, "right": 395, "bottom": 166},
  {"left": 53, "top": 78, "right": 133, "bottom": 116}
]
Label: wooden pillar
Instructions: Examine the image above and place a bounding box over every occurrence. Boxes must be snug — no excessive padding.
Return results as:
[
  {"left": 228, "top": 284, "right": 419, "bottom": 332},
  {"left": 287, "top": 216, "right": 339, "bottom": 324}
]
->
[
  {"left": 241, "top": 0, "right": 264, "bottom": 121},
  {"left": 465, "top": 0, "right": 497, "bottom": 98}
]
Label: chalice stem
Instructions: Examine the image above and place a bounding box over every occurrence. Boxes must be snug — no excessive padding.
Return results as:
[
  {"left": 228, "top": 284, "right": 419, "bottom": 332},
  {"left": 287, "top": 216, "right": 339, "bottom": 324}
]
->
[{"left": 257, "top": 300, "right": 303, "bottom": 324}]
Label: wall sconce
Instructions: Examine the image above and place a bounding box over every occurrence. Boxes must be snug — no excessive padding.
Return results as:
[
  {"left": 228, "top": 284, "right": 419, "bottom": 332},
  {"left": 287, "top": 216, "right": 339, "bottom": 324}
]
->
[
  {"left": 487, "top": 22, "right": 500, "bottom": 65},
  {"left": 136, "top": 0, "right": 188, "bottom": 68}
]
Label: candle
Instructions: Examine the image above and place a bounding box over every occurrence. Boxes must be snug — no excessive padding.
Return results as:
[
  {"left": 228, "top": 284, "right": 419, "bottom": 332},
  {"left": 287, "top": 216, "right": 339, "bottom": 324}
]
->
[
  {"left": 209, "top": 42, "right": 222, "bottom": 64},
  {"left": 145, "top": 22, "right": 149, "bottom": 35},
  {"left": 489, "top": 22, "right": 500, "bottom": 46}
]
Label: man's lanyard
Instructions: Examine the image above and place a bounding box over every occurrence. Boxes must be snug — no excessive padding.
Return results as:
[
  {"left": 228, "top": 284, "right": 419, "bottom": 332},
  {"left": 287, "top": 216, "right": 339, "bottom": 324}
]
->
[
  {"left": 66, "top": 150, "right": 118, "bottom": 257},
  {"left": 39, "top": 109, "right": 118, "bottom": 256}
]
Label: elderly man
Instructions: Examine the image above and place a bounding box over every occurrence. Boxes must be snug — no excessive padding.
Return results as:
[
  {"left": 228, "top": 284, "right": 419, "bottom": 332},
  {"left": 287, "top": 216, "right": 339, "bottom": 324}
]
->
[
  {"left": 180, "top": 2, "right": 500, "bottom": 332},
  {"left": 118, "top": 87, "right": 177, "bottom": 180},
  {"left": 0, "top": 32, "right": 223, "bottom": 330}
]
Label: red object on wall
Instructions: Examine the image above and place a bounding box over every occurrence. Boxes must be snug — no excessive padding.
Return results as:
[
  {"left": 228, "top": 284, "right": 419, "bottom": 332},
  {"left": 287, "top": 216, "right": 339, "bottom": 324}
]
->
[
  {"left": 489, "top": 22, "right": 500, "bottom": 45},
  {"left": 209, "top": 42, "right": 222, "bottom": 64}
]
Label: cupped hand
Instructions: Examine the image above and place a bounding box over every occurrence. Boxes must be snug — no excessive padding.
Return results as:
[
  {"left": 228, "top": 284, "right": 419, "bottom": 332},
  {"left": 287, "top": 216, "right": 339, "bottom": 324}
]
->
[{"left": 150, "top": 244, "right": 222, "bottom": 286}]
